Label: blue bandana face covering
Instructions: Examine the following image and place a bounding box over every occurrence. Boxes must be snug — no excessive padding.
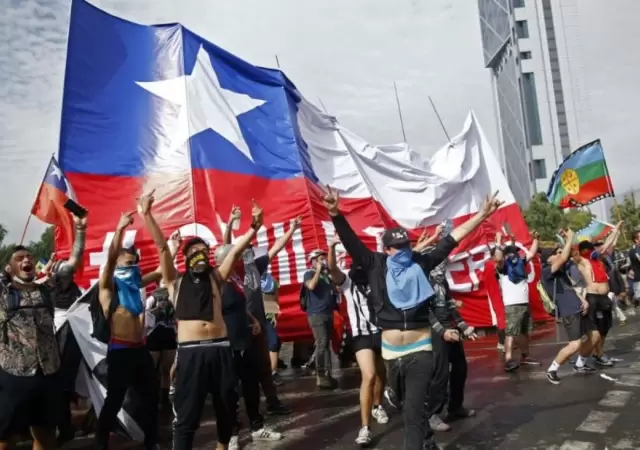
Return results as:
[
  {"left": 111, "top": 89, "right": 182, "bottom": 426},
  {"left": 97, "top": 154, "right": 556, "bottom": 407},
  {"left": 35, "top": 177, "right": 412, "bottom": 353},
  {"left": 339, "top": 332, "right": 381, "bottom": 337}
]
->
[
  {"left": 114, "top": 265, "right": 143, "bottom": 316},
  {"left": 385, "top": 248, "right": 434, "bottom": 310},
  {"left": 504, "top": 254, "right": 526, "bottom": 284}
]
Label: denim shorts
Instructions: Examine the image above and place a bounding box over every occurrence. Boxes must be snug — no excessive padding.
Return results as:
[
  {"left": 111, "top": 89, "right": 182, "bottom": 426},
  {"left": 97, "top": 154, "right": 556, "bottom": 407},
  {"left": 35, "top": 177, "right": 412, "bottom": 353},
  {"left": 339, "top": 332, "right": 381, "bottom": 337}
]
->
[{"left": 265, "top": 319, "right": 281, "bottom": 352}]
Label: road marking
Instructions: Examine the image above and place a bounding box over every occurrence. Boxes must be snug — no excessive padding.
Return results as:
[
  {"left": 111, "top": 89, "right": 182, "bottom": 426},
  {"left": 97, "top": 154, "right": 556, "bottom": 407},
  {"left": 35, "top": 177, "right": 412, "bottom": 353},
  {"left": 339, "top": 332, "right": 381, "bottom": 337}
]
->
[
  {"left": 634, "top": 341, "right": 640, "bottom": 351},
  {"left": 278, "top": 404, "right": 362, "bottom": 439},
  {"left": 598, "top": 390, "right": 633, "bottom": 408},
  {"left": 559, "top": 441, "right": 597, "bottom": 450},
  {"left": 628, "top": 361, "right": 640, "bottom": 370},
  {"left": 611, "top": 437, "right": 635, "bottom": 449},
  {"left": 601, "top": 373, "right": 640, "bottom": 387},
  {"left": 575, "top": 411, "right": 619, "bottom": 433}
]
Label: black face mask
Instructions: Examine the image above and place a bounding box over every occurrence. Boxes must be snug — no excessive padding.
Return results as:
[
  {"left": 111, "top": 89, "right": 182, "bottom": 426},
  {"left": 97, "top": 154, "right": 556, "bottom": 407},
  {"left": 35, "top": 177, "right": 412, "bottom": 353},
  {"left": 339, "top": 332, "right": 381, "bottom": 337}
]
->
[{"left": 186, "top": 250, "right": 210, "bottom": 275}]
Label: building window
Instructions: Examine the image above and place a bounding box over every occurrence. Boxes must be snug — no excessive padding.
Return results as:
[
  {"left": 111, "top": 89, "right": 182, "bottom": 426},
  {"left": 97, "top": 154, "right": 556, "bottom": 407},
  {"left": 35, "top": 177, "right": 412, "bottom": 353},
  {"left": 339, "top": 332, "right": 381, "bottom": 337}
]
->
[
  {"left": 521, "top": 51, "right": 532, "bottom": 60},
  {"left": 532, "top": 159, "right": 547, "bottom": 179},
  {"left": 516, "top": 20, "right": 529, "bottom": 38},
  {"left": 512, "top": 0, "right": 525, "bottom": 7},
  {"left": 521, "top": 72, "right": 543, "bottom": 145}
]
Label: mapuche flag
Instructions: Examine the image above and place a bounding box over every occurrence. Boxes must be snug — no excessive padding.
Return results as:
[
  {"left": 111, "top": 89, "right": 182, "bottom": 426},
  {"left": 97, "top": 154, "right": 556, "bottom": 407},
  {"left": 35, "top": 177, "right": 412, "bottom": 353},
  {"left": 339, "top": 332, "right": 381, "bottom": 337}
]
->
[
  {"left": 546, "top": 139, "right": 614, "bottom": 208},
  {"left": 574, "top": 219, "right": 615, "bottom": 243}
]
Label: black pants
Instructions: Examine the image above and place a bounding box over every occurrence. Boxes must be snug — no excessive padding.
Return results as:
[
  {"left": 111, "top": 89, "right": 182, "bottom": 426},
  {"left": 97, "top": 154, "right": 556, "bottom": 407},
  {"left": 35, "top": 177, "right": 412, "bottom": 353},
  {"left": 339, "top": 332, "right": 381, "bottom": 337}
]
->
[
  {"left": 386, "top": 351, "right": 437, "bottom": 450},
  {"left": 426, "top": 333, "right": 467, "bottom": 417},
  {"left": 58, "top": 330, "right": 82, "bottom": 434},
  {"left": 173, "top": 342, "right": 237, "bottom": 449},
  {"left": 247, "top": 330, "right": 280, "bottom": 406},
  {"left": 234, "top": 350, "right": 264, "bottom": 432},
  {"left": 95, "top": 348, "right": 158, "bottom": 450}
]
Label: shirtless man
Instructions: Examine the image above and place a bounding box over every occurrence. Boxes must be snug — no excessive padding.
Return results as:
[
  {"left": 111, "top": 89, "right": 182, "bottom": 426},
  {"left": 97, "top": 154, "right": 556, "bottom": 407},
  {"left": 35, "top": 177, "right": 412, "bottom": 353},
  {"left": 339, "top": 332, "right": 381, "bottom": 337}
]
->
[
  {"left": 325, "top": 186, "right": 502, "bottom": 450},
  {"left": 575, "top": 222, "right": 623, "bottom": 367},
  {"left": 148, "top": 199, "right": 264, "bottom": 450}
]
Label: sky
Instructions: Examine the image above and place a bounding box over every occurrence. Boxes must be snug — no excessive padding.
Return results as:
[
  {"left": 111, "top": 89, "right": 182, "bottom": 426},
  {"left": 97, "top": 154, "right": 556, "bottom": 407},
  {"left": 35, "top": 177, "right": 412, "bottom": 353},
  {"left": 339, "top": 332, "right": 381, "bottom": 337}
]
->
[{"left": 0, "top": 0, "right": 637, "bottom": 242}]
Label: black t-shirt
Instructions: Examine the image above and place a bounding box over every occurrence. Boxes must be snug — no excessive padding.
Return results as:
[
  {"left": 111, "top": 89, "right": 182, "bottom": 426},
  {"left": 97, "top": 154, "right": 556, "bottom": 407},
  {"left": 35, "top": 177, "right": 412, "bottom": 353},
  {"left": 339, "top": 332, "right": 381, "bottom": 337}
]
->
[
  {"left": 243, "top": 255, "right": 270, "bottom": 324},
  {"left": 221, "top": 281, "right": 251, "bottom": 351},
  {"left": 628, "top": 246, "right": 640, "bottom": 282}
]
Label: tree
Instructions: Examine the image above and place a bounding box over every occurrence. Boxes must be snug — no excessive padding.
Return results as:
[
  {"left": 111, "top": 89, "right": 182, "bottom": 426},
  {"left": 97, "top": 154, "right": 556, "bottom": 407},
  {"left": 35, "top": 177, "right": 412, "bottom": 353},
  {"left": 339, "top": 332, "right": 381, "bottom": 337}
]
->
[
  {"left": 611, "top": 198, "right": 640, "bottom": 242},
  {"left": 564, "top": 208, "right": 594, "bottom": 231},
  {"left": 522, "top": 193, "right": 567, "bottom": 241},
  {"left": 0, "top": 225, "right": 54, "bottom": 265}
]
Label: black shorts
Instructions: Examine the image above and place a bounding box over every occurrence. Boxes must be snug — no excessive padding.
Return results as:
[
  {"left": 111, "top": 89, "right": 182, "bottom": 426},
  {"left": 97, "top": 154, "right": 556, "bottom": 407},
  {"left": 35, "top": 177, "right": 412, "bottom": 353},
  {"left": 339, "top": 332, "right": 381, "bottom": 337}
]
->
[
  {"left": 0, "top": 369, "right": 63, "bottom": 440},
  {"left": 561, "top": 312, "right": 595, "bottom": 342},
  {"left": 146, "top": 326, "right": 177, "bottom": 352},
  {"left": 586, "top": 293, "right": 613, "bottom": 337},
  {"left": 352, "top": 333, "right": 382, "bottom": 354}
]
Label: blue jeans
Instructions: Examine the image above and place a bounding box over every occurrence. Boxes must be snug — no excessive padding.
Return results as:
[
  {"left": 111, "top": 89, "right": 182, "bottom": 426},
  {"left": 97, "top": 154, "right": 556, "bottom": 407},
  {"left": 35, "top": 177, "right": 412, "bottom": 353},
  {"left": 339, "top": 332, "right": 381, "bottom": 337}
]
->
[
  {"left": 265, "top": 319, "right": 281, "bottom": 353},
  {"left": 387, "top": 351, "right": 437, "bottom": 450}
]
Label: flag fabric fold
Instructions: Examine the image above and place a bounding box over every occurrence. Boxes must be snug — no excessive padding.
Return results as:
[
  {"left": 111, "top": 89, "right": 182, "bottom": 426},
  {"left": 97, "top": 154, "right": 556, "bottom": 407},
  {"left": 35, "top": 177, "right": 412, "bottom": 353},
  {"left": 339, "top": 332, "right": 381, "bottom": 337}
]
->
[
  {"left": 546, "top": 139, "right": 614, "bottom": 208},
  {"left": 30, "top": 156, "right": 76, "bottom": 247},
  {"left": 57, "top": 0, "right": 547, "bottom": 339}
]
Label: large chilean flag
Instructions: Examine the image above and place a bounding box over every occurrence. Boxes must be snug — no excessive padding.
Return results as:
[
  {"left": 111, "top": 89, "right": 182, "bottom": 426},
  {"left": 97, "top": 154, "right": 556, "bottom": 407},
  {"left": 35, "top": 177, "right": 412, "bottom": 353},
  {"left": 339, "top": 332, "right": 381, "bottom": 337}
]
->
[{"left": 58, "top": 0, "right": 548, "bottom": 342}]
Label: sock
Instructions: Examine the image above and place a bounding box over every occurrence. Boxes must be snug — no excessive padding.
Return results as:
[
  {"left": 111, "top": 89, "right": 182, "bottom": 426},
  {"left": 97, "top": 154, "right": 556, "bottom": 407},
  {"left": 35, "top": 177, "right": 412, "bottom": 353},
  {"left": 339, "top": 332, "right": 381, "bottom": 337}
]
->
[
  {"left": 548, "top": 361, "right": 560, "bottom": 372},
  {"left": 576, "top": 356, "right": 586, "bottom": 368}
]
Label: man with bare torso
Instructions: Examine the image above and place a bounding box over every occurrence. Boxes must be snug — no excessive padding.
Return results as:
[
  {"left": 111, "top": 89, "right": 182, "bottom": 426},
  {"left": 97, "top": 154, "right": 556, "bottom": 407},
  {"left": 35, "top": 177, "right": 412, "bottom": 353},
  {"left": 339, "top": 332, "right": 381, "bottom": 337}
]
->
[
  {"left": 150, "top": 200, "right": 264, "bottom": 450},
  {"left": 575, "top": 222, "right": 623, "bottom": 367}
]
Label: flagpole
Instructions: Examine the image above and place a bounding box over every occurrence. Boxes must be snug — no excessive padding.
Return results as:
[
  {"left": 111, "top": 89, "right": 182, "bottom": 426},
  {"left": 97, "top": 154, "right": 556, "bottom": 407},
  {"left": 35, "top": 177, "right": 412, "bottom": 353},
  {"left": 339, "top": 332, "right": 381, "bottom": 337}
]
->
[
  {"left": 317, "top": 97, "right": 328, "bottom": 113},
  {"left": 428, "top": 96, "right": 452, "bottom": 145},
  {"left": 393, "top": 81, "right": 407, "bottom": 143},
  {"left": 274, "top": 54, "right": 281, "bottom": 69},
  {"left": 599, "top": 140, "right": 626, "bottom": 244},
  {"left": 21, "top": 154, "right": 56, "bottom": 245}
]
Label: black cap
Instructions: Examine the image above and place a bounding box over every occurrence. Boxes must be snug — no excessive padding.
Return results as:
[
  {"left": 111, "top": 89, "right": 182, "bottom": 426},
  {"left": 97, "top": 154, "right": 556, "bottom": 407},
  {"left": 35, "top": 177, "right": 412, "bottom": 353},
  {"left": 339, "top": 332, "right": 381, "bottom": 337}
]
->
[
  {"left": 382, "top": 227, "right": 410, "bottom": 248},
  {"left": 503, "top": 244, "right": 520, "bottom": 255},
  {"left": 540, "top": 246, "right": 559, "bottom": 262}
]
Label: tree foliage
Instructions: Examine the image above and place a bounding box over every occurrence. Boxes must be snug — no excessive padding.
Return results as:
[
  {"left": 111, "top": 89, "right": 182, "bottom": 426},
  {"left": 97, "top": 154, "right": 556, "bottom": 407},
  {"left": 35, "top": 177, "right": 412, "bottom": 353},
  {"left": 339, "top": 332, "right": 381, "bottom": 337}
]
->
[
  {"left": 522, "top": 193, "right": 594, "bottom": 241},
  {"left": 611, "top": 198, "right": 640, "bottom": 238},
  {"left": 0, "top": 225, "right": 54, "bottom": 266}
]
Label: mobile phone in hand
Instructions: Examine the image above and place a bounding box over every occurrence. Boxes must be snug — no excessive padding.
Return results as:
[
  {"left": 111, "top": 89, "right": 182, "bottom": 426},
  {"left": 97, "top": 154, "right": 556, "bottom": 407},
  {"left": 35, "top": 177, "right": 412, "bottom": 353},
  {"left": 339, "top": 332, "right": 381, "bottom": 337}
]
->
[{"left": 63, "top": 199, "right": 88, "bottom": 218}]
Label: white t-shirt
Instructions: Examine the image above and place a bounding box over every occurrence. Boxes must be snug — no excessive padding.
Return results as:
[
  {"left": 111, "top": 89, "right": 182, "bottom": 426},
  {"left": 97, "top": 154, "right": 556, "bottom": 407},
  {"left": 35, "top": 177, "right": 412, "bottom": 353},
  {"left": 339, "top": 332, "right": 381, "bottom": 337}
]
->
[
  {"left": 499, "top": 274, "right": 529, "bottom": 306},
  {"left": 340, "top": 275, "right": 379, "bottom": 337}
]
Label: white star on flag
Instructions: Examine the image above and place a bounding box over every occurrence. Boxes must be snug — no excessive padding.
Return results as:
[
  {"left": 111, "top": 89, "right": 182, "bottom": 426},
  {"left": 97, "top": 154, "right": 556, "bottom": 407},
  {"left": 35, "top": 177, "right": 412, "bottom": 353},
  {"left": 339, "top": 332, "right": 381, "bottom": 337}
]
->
[
  {"left": 136, "top": 45, "right": 265, "bottom": 168},
  {"left": 50, "top": 165, "right": 62, "bottom": 180}
]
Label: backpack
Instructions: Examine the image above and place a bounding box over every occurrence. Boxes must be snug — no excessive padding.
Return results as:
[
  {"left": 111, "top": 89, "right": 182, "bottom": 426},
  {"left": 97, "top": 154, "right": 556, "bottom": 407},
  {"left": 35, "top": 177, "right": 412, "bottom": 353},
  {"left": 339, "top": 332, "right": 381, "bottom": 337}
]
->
[
  {"left": 88, "top": 284, "right": 118, "bottom": 344},
  {"left": 2, "top": 285, "right": 54, "bottom": 344},
  {"left": 299, "top": 283, "right": 310, "bottom": 312}
]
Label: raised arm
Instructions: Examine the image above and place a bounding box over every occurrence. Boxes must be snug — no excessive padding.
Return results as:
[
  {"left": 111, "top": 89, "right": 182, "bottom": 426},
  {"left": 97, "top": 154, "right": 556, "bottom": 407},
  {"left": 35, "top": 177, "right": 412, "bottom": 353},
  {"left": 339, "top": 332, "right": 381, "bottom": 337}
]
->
[
  {"left": 327, "top": 235, "right": 346, "bottom": 286},
  {"left": 525, "top": 231, "right": 539, "bottom": 262},
  {"left": 217, "top": 200, "right": 263, "bottom": 281},
  {"left": 268, "top": 216, "right": 302, "bottom": 262},
  {"left": 66, "top": 213, "right": 88, "bottom": 271},
  {"left": 142, "top": 230, "right": 181, "bottom": 287},
  {"left": 223, "top": 205, "right": 241, "bottom": 245},
  {"left": 450, "top": 191, "right": 503, "bottom": 244},
  {"left": 550, "top": 229, "right": 575, "bottom": 273},
  {"left": 324, "top": 186, "right": 376, "bottom": 270},
  {"left": 136, "top": 191, "right": 177, "bottom": 289},
  {"left": 601, "top": 221, "right": 623, "bottom": 255},
  {"left": 413, "top": 225, "right": 442, "bottom": 253},
  {"left": 98, "top": 212, "right": 134, "bottom": 311}
]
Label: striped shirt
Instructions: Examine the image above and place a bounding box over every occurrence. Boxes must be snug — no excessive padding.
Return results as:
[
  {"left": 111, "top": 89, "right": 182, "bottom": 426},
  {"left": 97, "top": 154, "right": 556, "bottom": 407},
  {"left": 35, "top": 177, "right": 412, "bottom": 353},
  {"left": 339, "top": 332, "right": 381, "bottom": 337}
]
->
[{"left": 340, "top": 276, "right": 379, "bottom": 337}]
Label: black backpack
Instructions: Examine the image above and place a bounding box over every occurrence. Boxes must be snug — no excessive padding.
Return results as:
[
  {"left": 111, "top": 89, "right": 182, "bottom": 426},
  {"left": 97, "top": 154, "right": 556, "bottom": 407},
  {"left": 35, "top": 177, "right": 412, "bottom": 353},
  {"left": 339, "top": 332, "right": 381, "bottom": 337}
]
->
[
  {"left": 299, "top": 283, "right": 310, "bottom": 312},
  {"left": 87, "top": 284, "right": 118, "bottom": 344},
  {"left": 2, "top": 285, "right": 53, "bottom": 344}
]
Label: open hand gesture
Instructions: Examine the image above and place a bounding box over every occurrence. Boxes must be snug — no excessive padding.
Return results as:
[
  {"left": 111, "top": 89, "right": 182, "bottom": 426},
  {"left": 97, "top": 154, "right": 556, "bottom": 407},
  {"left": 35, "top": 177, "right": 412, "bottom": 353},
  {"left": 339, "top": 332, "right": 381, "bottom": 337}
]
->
[
  {"left": 251, "top": 199, "right": 264, "bottom": 229},
  {"left": 323, "top": 185, "right": 340, "bottom": 216},
  {"left": 480, "top": 191, "right": 503, "bottom": 218},
  {"left": 137, "top": 189, "right": 155, "bottom": 216},
  {"left": 116, "top": 211, "right": 134, "bottom": 231}
]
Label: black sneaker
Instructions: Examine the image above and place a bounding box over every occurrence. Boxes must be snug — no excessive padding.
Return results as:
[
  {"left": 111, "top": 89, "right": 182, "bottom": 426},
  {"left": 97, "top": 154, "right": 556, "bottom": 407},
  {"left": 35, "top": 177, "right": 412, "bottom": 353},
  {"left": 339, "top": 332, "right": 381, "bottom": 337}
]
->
[
  {"left": 573, "top": 364, "right": 597, "bottom": 373},
  {"left": 272, "top": 372, "right": 283, "bottom": 386},
  {"left": 504, "top": 359, "right": 520, "bottom": 372},
  {"left": 545, "top": 371, "right": 561, "bottom": 385},
  {"left": 278, "top": 358, "right": 288, "bottom": 370},
  {"left": 594, "top": 356, "right": 614, "bottom": 367},
  {"left": 267, "top": 402, "right": 292, "bottom": 416}
]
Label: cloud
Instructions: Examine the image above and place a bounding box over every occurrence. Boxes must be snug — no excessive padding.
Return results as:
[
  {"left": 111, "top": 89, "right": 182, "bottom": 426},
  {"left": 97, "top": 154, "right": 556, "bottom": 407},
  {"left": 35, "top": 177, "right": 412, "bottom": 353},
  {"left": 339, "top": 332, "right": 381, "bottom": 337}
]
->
[{"left": 0, "top": 0, "right": 498, "bottom": 242}]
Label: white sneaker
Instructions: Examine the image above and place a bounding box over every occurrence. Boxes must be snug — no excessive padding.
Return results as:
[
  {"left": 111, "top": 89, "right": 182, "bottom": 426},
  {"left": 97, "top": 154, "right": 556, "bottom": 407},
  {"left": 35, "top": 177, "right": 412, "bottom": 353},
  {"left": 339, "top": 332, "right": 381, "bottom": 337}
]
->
[
  {"left": 228, "top": 435, "right": 240, "bottom": 450},
  {"left": 355, "top": 426, "right": 372, "bottom": 446},
  {"left": 251, "top": 427, "right": 283, "bottom": 441},
  {"left": 371, "top": 405, "right": 389, "bottom": 424}
]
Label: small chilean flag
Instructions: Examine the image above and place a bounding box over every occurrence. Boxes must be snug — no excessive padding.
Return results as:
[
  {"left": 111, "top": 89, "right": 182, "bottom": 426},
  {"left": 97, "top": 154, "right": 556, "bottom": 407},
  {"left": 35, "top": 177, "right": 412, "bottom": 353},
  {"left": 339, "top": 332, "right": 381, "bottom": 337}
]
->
[{"left": 31, "top": 156, "right": 76, "bottom": 243}]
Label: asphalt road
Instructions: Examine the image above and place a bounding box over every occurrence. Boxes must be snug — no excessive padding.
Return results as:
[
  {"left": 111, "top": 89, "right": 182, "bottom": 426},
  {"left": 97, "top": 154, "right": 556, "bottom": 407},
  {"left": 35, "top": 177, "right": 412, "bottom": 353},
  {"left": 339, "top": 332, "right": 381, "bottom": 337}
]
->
[{"left": 64, "top": 315, "right": 640, "bottom": 449}]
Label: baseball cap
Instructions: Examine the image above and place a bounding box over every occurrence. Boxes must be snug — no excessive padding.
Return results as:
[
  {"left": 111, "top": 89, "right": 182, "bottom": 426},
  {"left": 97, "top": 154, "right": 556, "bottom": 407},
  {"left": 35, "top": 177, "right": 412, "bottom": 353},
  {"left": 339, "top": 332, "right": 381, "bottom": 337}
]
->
[
  {"left": 540, "top": 246, "right": 560, "bottom": 262},
  {"left": 382, "top": 227, "right": 410, "bottom": 248},
  {"left": 308, "top": 249, "right": 326, "bottom": 262}
]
